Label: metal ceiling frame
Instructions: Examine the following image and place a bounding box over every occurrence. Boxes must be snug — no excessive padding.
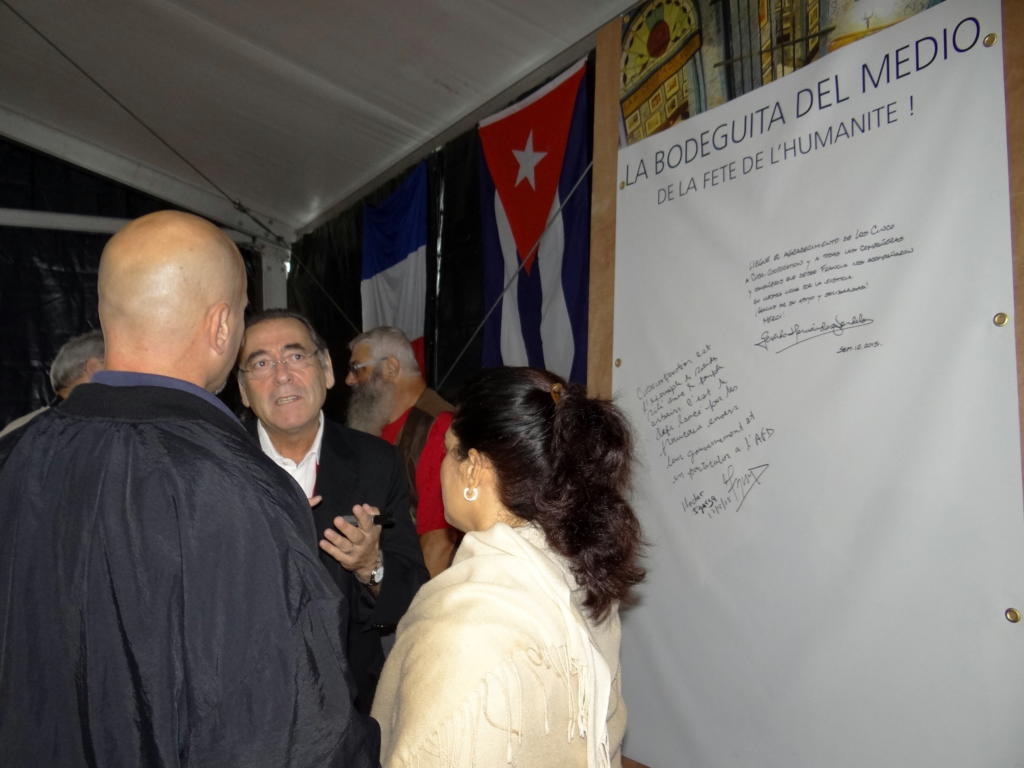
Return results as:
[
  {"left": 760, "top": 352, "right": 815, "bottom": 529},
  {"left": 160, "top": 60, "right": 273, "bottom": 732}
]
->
[{"left": 0, "top": 106, "right": 296, "bottom": 245}]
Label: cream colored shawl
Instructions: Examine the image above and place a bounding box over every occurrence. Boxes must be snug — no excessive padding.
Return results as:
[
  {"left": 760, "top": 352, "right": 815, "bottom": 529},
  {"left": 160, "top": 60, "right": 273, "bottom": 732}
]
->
[{"left": 371, "top": 523, "right": 625, "bottom": 768}]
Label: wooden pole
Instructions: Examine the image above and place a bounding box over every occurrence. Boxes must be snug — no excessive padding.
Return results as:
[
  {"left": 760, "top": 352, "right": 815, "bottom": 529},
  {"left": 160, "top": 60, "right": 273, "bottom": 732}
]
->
[
  {"left": 591, "top": 22, "right": 654, "bottom": 768},
  {"left": 1004, "top": 0, "right": 1024, "bottom": 489},
  {"left": 587, "top": 16, "right": 623, "bottom": 400}
]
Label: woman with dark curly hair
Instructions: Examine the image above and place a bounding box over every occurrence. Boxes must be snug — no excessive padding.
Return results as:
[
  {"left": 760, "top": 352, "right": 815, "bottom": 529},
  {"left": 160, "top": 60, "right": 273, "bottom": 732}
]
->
[{"left": 372, "top": 367, "right": 645, "bottom": 768}]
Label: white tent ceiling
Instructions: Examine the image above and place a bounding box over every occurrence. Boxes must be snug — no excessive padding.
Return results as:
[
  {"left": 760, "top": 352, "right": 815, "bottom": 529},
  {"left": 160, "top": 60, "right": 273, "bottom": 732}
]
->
[{"left": 0, "top": 0, "right": 634, "bottom": 245}]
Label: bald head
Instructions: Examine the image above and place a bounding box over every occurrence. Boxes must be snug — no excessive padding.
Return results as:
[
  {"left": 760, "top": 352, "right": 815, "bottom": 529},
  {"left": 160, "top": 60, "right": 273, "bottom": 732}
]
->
[{"left": 99, "top": 211, "right": 247, "bottom": 393}]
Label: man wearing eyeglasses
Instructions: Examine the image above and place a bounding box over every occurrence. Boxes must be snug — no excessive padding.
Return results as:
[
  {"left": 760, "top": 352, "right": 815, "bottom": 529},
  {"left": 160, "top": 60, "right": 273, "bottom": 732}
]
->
[{"left": 237, "top": 309, "right": 427, "bottom": 715}]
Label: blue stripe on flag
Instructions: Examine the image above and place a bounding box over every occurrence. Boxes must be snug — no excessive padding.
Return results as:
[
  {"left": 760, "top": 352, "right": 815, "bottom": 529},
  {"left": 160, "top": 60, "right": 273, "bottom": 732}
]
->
[
  {"left": 362, "top": 162, "right": 427, "bottom": 280},
  {"left": 516, "top": 257, "right": 545, "bottom": 369},
  {"left": 558, "top": 71, "right": 591, "bottom": 384}
]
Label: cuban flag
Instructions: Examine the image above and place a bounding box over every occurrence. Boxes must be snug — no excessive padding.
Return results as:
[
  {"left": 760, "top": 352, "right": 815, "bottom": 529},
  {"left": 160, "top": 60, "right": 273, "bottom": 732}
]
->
[
  {"left": 478, "top": 58, "right": 590, "bottom": 383},
  {"left": 361, "top": 161, "right": 428, "bottom": 371}
]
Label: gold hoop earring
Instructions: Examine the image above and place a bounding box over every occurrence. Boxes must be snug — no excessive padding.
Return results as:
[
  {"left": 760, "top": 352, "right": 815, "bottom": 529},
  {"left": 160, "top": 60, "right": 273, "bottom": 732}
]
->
[{"left": 463, "top": 486, "right": 478, "bottom": 502}]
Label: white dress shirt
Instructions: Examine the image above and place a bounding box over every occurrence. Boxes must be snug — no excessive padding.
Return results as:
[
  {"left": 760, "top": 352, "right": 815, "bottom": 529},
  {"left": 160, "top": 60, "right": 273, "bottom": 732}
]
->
[{"left": 256, "top": 412, "right": 325, "bottom": 498}]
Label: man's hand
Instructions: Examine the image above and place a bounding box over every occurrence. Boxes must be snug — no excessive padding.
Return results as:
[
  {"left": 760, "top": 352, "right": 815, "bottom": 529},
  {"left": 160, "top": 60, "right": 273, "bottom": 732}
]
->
[{"left": 319, "top": 503, "right": 382, "bottom": 591}]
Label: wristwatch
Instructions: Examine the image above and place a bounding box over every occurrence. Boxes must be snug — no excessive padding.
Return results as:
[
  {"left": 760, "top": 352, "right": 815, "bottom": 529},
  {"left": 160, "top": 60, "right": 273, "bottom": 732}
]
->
[{"left": 364, "top": 554, "right": 384, "bottom": 587}]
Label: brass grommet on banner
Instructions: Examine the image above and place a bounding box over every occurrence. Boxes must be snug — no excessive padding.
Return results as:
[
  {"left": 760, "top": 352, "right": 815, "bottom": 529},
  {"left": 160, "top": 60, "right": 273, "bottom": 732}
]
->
[
  {"left": 1006, "top": 607, "right": 1021, "bottom": 623},
  {"left": 993, "top": 312, "right": 1009, "bottom": 327},
  {"left": 983, "top": 33, "right": 998, "bottom": 47},
  {"left": 619, "top": 181, "right": 625, "bottom": 190},
  {"left": 614, "top": 358, "right": 622, "bottom": 367}
]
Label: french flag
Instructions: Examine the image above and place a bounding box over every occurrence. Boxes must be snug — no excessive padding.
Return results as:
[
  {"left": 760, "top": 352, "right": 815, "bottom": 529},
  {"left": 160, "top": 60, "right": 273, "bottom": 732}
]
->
[
  {"left": 478, "top": 58, "right": 590, "bottom": 383},
  {"left": 361, "top": 161, "right": 428, "bottom": 371}
]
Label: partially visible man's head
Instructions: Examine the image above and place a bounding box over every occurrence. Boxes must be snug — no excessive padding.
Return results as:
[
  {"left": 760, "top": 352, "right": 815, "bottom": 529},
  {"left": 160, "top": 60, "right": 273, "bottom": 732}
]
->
[
  {"left": 237, "top": 310, "right": 334, "bottom": 441},
  {"left": 50, "top": 329, "right": 105, "bottom": 399},
  {"left": 98, "top": 211, "right": 247, "bottom": 393},
  {"left": 346, "top": 327, "right": 420, "bottom": 380},
  {"left": 344, "top": 326, "right": 420, "bottom": 434}
]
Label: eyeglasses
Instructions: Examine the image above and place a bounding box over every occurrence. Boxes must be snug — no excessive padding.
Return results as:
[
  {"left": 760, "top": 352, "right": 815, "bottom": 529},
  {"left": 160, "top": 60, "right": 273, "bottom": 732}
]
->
[
  {"left": 240, "top": 349, "right": 320, "bottom": 380},
  {"left": 347, "top": 357, "right": 384, "bottom": 375}
]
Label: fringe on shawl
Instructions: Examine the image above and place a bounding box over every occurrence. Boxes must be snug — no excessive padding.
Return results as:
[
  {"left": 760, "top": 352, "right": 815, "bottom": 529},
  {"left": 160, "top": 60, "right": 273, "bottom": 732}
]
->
[{"left": 393, "top": 644, "right": 611, "bottom": 768}]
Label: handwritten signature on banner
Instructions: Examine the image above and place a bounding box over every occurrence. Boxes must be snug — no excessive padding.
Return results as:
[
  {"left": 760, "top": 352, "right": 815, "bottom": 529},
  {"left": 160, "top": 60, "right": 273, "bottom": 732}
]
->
[
  {"left": 755, "top": 313, "right": 874, "bottom": 353},
  {"left": 681, "top": 463, "right": 770, "bottom": 518}
]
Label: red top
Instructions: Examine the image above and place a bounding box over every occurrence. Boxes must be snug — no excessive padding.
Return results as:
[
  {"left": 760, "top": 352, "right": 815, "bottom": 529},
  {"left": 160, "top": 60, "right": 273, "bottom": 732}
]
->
[{"left": 381, "top": 408, "right": 454, "bottom": 535}]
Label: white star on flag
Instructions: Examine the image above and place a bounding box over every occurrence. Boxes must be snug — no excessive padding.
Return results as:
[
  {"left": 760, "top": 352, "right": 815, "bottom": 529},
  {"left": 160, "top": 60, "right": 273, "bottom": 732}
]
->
[{"left": 512, "top": 131, "right": 547, "bottom": 189}]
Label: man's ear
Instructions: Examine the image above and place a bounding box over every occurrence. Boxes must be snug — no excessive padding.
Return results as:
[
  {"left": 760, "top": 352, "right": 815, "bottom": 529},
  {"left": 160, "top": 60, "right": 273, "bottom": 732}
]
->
[
  {"left": 321, "top": 349, "right": 336, "bottom": 390},
  {"left": 209, "top": 302, "right": 233, "bottom": 356},
  {"left": 379, "top": 355, "right": 400, "bottom": 381},
  {"left": 83, "top": 357, "right": 104, "bottom": 377}
]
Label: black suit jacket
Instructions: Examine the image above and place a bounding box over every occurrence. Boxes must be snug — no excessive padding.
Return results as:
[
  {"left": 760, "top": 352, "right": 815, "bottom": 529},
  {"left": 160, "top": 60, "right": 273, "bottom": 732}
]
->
[
  {"left": 0, "top": 386, "right": 381, "bottom": 766},
  {"left": 247, "top": 416, "right": 428, "bottom": 714}
]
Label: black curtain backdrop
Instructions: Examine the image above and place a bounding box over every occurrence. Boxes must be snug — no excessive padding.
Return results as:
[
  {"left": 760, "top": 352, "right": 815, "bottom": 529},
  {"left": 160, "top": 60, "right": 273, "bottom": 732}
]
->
[
  {"left": 433, "top": 129, "right": 485, "bottom": 402},
  {"left": 289, "top": 204, "right": 365, "bottom": 424},
  {"left": 0, "top": 139, "right": 178, "bottom": 219},
  {"left": 0, "top": 227, "right": 106, "bottom": 424},
  {"left": 287, "top": 152, "right": 455, "bottom": 424},
  {"left": 0, "top": 138, "right": 260, "bottom": 427}
]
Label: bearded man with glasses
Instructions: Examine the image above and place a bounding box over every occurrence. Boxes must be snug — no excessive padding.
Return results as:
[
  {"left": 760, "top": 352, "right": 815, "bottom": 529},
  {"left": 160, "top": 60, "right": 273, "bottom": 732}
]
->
[
  {"left": 237, "top": 309, "right": 427, "bottom": 715},
  {"left": 344, "top": 326, "right": 462, "bottom": 579}
]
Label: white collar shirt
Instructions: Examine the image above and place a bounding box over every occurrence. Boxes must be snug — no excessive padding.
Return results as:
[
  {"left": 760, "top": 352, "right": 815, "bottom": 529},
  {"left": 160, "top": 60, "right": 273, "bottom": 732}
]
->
[{"left": 257, "top": 412, "right": 325, "bottom": 498}]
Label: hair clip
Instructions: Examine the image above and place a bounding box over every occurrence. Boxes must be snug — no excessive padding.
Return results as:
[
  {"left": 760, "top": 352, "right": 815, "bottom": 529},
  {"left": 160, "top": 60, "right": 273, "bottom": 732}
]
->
[{"left": 550, "top": 382, "right": 563, "bottom": 406}]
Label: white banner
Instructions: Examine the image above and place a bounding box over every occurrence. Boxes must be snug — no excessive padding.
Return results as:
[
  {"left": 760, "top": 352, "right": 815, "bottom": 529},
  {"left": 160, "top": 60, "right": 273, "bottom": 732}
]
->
[{"left": 613, "top": 1, "right": 1023, "bottom": 766}]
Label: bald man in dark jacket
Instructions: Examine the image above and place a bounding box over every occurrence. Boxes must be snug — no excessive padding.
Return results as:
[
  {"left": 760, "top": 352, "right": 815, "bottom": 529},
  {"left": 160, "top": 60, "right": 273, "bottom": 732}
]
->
[{"left": 0, "top": 212, "right": 379, "bottom": 767}]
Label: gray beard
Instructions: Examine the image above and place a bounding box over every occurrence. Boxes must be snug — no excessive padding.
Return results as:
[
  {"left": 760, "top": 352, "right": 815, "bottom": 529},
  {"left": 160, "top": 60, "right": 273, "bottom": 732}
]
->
[{"left": 346, "top": 379, "right": 394, "bottom": 435}]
